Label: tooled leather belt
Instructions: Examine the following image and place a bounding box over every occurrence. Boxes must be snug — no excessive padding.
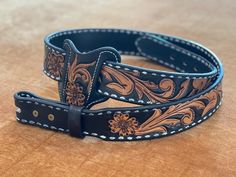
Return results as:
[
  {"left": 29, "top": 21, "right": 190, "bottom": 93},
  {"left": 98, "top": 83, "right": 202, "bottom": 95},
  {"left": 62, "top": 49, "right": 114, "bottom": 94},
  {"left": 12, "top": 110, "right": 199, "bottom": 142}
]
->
[{"left": 14, "top": 28, "right": 223, "bottom": 141}]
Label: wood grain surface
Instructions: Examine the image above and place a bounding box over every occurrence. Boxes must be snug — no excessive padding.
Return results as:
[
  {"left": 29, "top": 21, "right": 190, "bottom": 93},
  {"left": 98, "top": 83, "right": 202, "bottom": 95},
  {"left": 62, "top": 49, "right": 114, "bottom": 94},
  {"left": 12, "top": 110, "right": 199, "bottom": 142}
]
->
[{"left": 0, "top": 0, "right": 235, "bottom": 176}]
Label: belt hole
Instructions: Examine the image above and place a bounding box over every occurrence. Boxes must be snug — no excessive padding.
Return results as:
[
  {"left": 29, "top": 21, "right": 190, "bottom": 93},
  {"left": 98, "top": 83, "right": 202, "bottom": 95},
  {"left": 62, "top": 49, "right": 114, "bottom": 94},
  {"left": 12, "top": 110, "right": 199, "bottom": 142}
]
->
[
  {"left": 32, "top": 110, "right": 39, "bottom": 117},
  {"left": 48, "top": 114, "right": 55, "bottom": 121}
]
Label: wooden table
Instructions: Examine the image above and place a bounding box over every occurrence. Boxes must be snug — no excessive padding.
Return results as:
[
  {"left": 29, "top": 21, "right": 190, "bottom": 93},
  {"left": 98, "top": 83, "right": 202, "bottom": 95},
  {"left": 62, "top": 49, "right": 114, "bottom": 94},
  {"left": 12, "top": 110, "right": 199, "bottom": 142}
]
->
[{"left": 0, "top": 0, "right": 235, "bottom": 176}]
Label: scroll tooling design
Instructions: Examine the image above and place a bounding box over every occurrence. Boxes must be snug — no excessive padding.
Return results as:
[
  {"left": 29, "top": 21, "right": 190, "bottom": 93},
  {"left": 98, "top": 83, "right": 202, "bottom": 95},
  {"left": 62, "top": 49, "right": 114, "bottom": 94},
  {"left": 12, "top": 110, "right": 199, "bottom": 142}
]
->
[
  {"left": 109, "top": 85, "right": 222, "bottom": 136},
  {"left": 101, "top": 66, "right": 210, "bottom": 103}
]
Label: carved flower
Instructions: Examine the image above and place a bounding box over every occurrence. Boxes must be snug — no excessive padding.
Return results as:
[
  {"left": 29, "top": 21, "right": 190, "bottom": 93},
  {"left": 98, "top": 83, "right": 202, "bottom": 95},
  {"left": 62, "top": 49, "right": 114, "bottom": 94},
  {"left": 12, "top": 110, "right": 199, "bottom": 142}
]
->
[
  {"left": 66, "top": 82, "right": 85, "bottom": 106},
  {"left": 47, "top": 52, "right": 64, "bottom": 78},
  {"left": 109, "top": 113, "right": 139, "bottom": 136}
]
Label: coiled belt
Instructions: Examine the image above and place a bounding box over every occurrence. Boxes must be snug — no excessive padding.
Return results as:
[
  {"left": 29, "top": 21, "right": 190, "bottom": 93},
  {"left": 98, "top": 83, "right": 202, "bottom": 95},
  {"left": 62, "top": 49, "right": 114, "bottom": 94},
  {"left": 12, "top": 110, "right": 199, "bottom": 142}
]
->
[{"left": 14, "top": 28, "right": 223, "bottom": 141}]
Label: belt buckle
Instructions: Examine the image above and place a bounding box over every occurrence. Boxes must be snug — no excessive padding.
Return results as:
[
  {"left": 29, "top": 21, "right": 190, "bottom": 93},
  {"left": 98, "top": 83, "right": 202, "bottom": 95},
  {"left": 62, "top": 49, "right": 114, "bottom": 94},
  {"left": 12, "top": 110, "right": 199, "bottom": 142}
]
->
[{"left": 60, "top": 39, "right": 121, "bottom": 108}]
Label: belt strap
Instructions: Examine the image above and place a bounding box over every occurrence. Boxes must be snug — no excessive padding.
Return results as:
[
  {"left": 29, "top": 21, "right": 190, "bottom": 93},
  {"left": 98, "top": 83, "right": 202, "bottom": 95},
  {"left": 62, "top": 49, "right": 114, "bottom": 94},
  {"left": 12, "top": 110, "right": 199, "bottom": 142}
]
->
[{"left": 14, "top": 28, "right": 223, "bottom": 141}]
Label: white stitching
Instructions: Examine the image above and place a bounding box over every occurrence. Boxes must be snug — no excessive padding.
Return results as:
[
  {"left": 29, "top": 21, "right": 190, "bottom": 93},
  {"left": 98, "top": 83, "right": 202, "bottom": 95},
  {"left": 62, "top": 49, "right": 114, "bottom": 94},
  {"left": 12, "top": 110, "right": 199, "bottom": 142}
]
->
[
  {"left": 45, "top": 29, "right": 219, "bottom": 84},
  {"left": 97, "top": 89, "right": 148, "bottom": 104},
  {"left": 17, "top": 117, "right": 69, "bottom": 132},
  {"left": 52, "top": 99, "right": 222, "bottom": 140},
  {"left": 104, "top": 62, "right": 217, "bottom": 79},
  {"left": 86, "top": 97, "right": 106, "bottom": 108},
  {"left": 16, "top": 97, "right": 221, "bottom": 140},
  {"left": 43, "top": 70, "right": 60, "bottom": 81},
  {"left": 16, "top": 88, "right": 220, "bottom": 116},
  {"left": 17, "top": 100, "right": 68, "bottom": 113},
  {"left": 86, "top": 50, "right": 119, "bottom": 103},
  {"left": 163, "top": 35, "right": 219, "bottom": 70},
  {"left": 17, "top": 30, "right": 222, "bottom": 120},
  {"left": 46, "top": 28, "right": 220, "bottom": 70},
  {"left": 62, "top": 42, "right": 72, "bottom": 100},
  {"left": 135, "top": 36, "right": 214, "bottom": 73},
  {"left": 46, "top": 29, "right": 220, "bottom": 78}
]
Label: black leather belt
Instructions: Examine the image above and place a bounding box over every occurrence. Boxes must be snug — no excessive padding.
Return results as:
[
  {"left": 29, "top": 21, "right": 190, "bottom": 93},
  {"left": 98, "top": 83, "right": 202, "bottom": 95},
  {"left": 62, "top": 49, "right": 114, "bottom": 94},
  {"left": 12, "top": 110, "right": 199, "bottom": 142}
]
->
[{"left": 14, "top": 28, "right": 223, "bottom": 141}]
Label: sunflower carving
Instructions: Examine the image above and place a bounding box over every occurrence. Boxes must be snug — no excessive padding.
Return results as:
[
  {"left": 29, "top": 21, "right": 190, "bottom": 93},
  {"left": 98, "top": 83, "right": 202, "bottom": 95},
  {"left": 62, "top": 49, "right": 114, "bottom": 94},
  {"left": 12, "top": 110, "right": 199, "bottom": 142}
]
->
[
  {"left": 109, "top": 113, "right": 139, "bottom": 136},
  {"left": 47, "top": 51, "right": 64, "bottom": 78},
  {"left": 109, "top": 85, "right": 222, "bottom": 136},
  {"left": 65, "top": 55, "right": 96, "bottom": 106},
  {"left": 66, "top": 82, "right": 85, "bottom": 106}
]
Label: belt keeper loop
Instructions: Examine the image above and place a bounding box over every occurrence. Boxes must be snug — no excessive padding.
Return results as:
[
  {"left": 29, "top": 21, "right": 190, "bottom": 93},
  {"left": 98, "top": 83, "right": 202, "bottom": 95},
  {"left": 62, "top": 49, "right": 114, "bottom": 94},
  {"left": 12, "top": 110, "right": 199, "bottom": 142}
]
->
[{"left": 68, "top": 105, "right": 85, "bottom": 138}]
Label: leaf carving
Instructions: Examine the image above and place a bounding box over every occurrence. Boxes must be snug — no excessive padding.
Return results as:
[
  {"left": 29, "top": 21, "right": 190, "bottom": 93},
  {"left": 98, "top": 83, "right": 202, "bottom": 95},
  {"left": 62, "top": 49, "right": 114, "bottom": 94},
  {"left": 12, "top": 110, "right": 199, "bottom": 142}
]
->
[
  {"left": 68, "top": 55, "right": 96, "bottom": 91},
  {"left": 134, "top": 85, "right": 222, "bottom": 135},
  {"left": 100, "top": 66, "right": 214, "bottom": 104},
  {"left": 202, "top": 88, "right": 222, "bottom": 116},
  {"left": 100, "top": 66, "right": 134, "bottom": 95},
  {"left": 101, "top": 66, "right": 179, "bottom": 103}
]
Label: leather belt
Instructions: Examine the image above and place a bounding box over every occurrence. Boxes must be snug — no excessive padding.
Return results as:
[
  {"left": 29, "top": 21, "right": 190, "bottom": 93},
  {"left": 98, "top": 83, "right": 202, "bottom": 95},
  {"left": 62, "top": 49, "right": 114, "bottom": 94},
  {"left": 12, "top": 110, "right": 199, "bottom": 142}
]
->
[{"left": 14, "top": 28, "right": 223, "bottom": 141}]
